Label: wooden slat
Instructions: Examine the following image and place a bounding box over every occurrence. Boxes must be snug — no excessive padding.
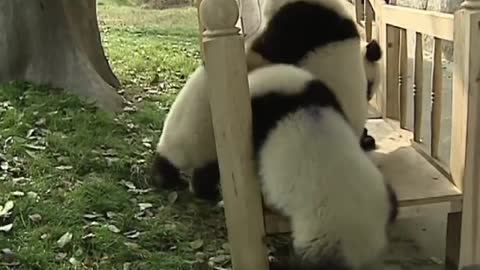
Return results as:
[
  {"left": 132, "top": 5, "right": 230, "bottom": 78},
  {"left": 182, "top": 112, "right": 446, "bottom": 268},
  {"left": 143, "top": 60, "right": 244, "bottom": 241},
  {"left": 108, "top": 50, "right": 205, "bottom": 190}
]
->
[
  {"left": 413, "top": 32, "right": 424, "bottom": 142},
  {"left": 264, "top": 118, "right": 463, "bottom": 235},
  {"left": 377, "top": 10, "right": 388, "bottom": 117},
  {"left": 365, "top": 0, "right": 374, "bottom": 41},
  {"left": 386, "top": 25, "right": 401, "bottom": 119},
  {"left": 430, "top": 38, "right": 443, "bottom": 159},
  {"left": 398, "top": 28, "right": 408, "bottom": 129},
  {"left": 355, "top": 0, "right": 365, "bottom": 24},
  {"left": 381, "top": 5, "right": 454, "bottom": 41}
]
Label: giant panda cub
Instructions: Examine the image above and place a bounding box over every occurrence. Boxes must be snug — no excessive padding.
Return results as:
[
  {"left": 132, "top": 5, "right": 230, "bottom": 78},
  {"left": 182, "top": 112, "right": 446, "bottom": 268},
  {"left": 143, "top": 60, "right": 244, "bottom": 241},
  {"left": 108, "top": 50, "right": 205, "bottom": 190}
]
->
[
  {"left": 248, "top": 64, "right": 398, "bottom": 270},
  {"left": 244, "top": 0, "right": 369, "bottom": 139},
  {"left": 360, "top": 39, "right": 383, "bottom": 151},
  {"left": 149, "top": 65, "right": 221, "bottom": 200}
]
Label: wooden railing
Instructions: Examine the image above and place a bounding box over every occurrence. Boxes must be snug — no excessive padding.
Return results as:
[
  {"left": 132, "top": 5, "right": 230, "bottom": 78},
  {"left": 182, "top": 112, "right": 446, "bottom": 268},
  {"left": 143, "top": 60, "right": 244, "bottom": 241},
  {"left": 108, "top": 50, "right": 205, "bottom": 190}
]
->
[{"left": 357, "top": 0, "right": 480, "bottom": 267}]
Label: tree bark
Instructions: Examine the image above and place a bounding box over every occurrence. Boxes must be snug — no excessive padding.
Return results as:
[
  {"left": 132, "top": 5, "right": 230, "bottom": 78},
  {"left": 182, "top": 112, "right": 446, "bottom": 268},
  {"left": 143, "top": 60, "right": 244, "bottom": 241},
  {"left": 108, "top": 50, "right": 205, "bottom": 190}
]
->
[{"left": 0, "top": 0, "right": 123, "bottom": 112}]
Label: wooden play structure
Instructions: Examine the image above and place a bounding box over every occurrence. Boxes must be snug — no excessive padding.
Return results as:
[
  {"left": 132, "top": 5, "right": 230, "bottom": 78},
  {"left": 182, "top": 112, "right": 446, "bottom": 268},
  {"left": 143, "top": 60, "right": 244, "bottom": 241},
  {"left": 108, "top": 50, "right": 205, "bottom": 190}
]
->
[{"left": 195, "top": 0, "right": 480, "bottom": 268}]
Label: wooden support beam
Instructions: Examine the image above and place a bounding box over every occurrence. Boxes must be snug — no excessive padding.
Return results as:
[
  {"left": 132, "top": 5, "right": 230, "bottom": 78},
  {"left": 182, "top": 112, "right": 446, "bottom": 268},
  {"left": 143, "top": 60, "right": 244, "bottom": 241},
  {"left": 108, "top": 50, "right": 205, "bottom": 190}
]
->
[{"left": 199, "top": 0, "right": 269, "bottom": 269}]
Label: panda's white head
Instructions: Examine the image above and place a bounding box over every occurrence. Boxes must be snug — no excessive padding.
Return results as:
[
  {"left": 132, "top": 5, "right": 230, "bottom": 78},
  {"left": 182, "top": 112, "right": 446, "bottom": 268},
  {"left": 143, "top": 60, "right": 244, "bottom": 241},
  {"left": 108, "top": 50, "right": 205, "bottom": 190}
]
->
[{"left": 362, "top": 39, "right": 383, "bottom": 101}]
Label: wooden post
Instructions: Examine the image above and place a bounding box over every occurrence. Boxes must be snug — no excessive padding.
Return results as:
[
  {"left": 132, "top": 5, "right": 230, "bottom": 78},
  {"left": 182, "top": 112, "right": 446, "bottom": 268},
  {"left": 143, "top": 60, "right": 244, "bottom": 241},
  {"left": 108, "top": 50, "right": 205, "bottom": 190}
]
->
[
  {"left": 195, "top": 0, "right": 205, "bottom": 61},
  {"left": 199, "top": 0, "right": 270, "bottom": 269},
  {"left": 447, "top": 0, "right": 480, "bottom": 268},
  {"left": 377, "top": 3, "right": 388, "bottom": 117}
]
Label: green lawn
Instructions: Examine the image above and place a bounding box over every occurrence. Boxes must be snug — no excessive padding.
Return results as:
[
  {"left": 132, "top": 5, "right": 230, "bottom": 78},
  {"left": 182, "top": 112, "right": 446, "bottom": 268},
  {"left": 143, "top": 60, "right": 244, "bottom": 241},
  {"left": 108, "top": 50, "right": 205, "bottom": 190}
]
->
[{"left": 0, "top": 4, "right": 232, "bottom": 270}]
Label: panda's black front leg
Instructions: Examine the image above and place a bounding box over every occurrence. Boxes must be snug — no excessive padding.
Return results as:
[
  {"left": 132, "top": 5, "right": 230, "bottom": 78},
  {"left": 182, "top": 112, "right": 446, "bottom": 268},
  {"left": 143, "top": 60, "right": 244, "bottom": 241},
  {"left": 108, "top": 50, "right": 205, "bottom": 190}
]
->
[
  {"left": 149, "top": 153, "right": 188, "bottom": 190},
  {"left": 191, "top": 160, "right": 221, "bottom": 202},
  {"left": 360, "top": 127, "right": 376, "bottom": 151}
]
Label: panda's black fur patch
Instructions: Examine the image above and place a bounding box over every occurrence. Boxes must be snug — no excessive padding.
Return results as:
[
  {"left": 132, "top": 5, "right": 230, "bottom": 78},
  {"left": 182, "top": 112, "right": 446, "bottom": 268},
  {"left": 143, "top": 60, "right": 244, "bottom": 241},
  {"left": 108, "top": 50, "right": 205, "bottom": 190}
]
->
[
  {"left": 250, "top": 1, "right": 359, "bottom": 65},
  {"left": 191, "top": 160, "right": 221, "bottom": 201},
  {"left": 366, "top": 39, "right": 382, "bottom": 62},
  {"left": 251, "top": 79, "right": 347, "bottom": 157},
  {"left": 360, "top": 128, "right": 376, "bottom": 151},
  {"left": 149, "top": 153, "right": 187, "bottom": 190}
]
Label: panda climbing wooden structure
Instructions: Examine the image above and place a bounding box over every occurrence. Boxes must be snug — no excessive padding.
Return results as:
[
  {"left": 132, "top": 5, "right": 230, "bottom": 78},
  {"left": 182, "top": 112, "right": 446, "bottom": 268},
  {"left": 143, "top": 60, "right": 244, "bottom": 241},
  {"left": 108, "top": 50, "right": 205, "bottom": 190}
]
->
[{"left": 195, "top": 0, "right": 480, "bottom": 269}]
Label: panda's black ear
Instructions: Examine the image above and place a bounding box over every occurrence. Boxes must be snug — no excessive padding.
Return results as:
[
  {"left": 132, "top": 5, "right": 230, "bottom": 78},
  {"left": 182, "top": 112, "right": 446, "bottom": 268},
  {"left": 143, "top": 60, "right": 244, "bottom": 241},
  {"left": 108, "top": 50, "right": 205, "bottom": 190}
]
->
[{"left": 366, "top": 40, "right": 382, "bottom": 62}]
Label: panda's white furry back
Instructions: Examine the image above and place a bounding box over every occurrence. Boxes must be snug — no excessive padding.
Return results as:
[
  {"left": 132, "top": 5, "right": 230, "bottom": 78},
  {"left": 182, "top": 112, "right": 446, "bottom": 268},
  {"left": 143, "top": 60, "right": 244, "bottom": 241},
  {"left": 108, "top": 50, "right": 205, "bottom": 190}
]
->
[
  {"left": 245, "top": 0, "right": 369, "bottom": 138},
  {"left": 248, "top": 64, "right": 398, "bottom": 270}
]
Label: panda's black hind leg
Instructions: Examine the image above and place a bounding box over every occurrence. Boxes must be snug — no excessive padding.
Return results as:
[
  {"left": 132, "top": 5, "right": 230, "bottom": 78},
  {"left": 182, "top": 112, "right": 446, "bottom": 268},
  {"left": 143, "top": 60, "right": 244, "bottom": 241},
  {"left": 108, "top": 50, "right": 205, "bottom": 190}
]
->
[
  {"left": 149, "top": 153, "right": 188, "bottom": 190},
  {"left": 360, "top": 127, "right": 376, "bottom": 152},
  {"left": 191, "top": 160, "right": 221, "bottom": 202}
]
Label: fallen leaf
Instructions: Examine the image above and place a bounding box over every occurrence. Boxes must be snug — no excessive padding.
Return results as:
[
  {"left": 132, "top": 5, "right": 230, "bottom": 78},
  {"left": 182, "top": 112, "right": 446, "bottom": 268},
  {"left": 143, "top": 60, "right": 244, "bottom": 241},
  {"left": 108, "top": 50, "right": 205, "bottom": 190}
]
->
[
  {"left": 106, "top": 211, "right": 117, "bottom": 219},
  {"left": 138, "top": 203, "right": 153, "bottom": 211},
  {"left": 69, "top": 257, "right": 80, "bottom": 266},
  {"left": 27, "top": 191, "right": 39, "bottom": 200},
  {"left": 82, "top": 233, "right": 96, "bottom": 240},
  {"left": 124, "top": 230, "right": 140, "bottom": 239},
  {"left": 10, "top": 191, "right": 25, "bottom": 197},
  {"left": 168, "top": 191, "right": 178, "bottom": 205},
  {"left": 57, "top": 232, "right": 73, "bottom": 248},
  {"left": 0, "top": 162, "right": 8, "bottom": 171},
  {"left": 55, "top": 165, "right": 73, "bottom": 170},
  {"left": 1, "top": 248, "right": 17, "bottom": 263},
  {"left": 123, "top": 262, "right": 132, "bottom": 270},
  {"left": 55, "top": 252, "right": 67, "bottom": 261},
  {"left": 24, "top": 144, "right": 46, "bottom": 151},
  {"left": 0, "top": 200, "right": 14, "bottom": 217},
  {"left": 83, "top": 213, "right": 101, "bottom": 220},
  {"left": 190, "top": 239, "right": 204, "bottom": 250},
  {"left": 124, "top": 242, "right": 140, "bottom": 249},
  {"left": 107, "top": 224, "right": 121, "bottom": 233},
  {"left": 28, "top": 213, "right": 42, "bottom": 223},
  {"left": 0, "top": 223, "right": 13, "bottom": 232},
  {"left": 120, "top": 180, "right": 136, "bottom": 190}
]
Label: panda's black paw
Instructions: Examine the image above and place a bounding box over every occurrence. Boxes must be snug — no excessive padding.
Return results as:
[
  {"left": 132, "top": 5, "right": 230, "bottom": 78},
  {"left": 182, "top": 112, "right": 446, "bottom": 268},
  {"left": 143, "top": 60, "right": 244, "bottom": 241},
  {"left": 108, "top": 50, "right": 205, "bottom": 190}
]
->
[
  {"left": 149, "top": 153, "right": 188, "bottom": 190},
  {"left": 191, "top": 160, "right": 221, "bottom": 202},
  {"left": 360, "top": 128, "right": 376, "bottom": 152}
]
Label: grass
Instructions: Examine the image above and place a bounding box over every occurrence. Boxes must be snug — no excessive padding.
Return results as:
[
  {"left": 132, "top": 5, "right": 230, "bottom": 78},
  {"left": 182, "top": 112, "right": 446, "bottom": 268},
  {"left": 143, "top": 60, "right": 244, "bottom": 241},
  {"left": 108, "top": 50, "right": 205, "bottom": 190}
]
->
[{"left": 0, "top": 3, "right": 233, "bottom": 270}]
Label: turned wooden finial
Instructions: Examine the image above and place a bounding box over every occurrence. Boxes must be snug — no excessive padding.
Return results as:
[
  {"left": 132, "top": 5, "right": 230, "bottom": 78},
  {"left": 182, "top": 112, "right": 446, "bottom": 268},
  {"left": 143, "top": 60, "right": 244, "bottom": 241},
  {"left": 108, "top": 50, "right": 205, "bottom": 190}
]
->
[
  {"left": 199, "top": 0, "right": 240, "bottom": 36},
  {"left": 461, "top": 0, "right": 480, "bottom": 10}
]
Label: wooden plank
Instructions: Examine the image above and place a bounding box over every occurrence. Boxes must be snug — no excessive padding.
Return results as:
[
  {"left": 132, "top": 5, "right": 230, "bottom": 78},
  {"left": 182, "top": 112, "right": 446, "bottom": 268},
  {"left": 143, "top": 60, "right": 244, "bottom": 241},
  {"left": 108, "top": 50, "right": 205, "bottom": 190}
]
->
[
  {"left": 200, "top": 0, "right": 269, "bottom": 268},
  {"left": 399, "top": 28, "right": 409, "bottom": 129},
  {"left": 195, "top": 0, "right": 205, "bottom": 61},
  {"left": 413, "top": 32, "right": 424, "bottom": 142},
  {"left": 430, "top": 38, "right": 443, "bottom": 159},
  {"left": 381, "top": 5, "right": 454, "bottom": 41},
  {"left": 386, "top": 25, "right": 401, "bottom": 119},
  {"left": 454, "top": 9, "right": 480, "bottom": 268},
  {"left": 366, "top": 119, "right": 461, "bottom": 207}
]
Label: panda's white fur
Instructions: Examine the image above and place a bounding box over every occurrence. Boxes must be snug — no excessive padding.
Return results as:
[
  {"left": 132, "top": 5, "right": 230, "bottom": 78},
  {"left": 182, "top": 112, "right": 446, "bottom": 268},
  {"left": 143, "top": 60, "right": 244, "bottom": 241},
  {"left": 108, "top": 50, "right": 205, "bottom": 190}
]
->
[
  {"left": 248, "top": 64, "right": 397, "bottom": 270},
  {"left": 245, "top": 0, "right": 369, "bottom": 139},
  {"left": 156, "top": 66, "right": 215, "bottom": 170}
]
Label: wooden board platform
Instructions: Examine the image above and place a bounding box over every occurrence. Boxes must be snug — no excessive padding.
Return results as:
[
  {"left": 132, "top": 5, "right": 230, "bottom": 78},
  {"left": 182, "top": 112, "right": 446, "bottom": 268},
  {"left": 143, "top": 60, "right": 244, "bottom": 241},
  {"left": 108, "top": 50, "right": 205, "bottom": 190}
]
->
[{"left": 264, "top": 118, "right": 463, "bottom": 235}]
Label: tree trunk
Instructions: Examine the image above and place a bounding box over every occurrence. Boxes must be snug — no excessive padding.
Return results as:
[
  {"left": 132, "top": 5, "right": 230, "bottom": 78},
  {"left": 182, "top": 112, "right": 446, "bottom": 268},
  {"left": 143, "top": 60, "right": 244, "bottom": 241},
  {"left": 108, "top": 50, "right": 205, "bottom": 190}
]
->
[{"left": 0, "top": 0, "right": 123, "bottom": 112}]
